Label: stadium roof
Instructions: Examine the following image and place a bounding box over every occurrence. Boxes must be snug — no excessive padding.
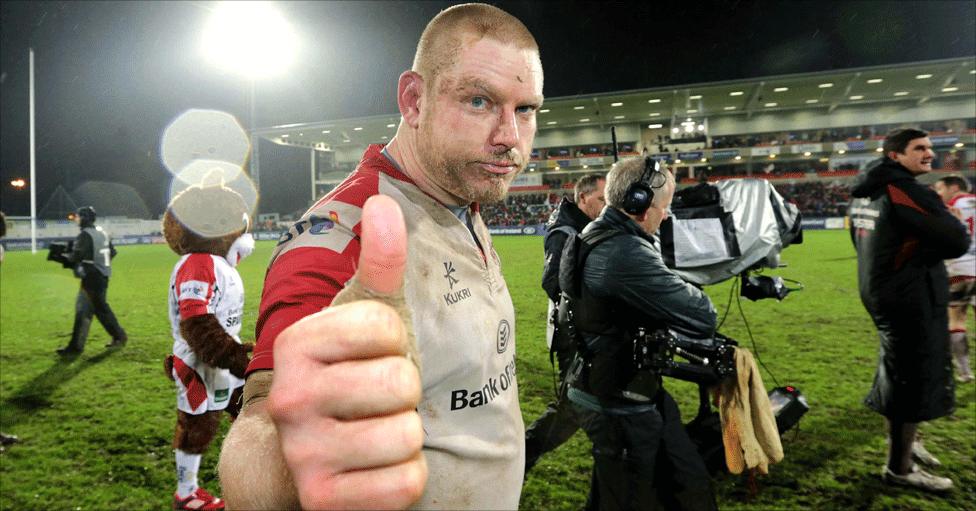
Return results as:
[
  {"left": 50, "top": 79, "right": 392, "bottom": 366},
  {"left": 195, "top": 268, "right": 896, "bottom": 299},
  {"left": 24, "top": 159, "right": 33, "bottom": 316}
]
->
[{"left": 256, "top": 56, "right": 976, "bottom": 150}]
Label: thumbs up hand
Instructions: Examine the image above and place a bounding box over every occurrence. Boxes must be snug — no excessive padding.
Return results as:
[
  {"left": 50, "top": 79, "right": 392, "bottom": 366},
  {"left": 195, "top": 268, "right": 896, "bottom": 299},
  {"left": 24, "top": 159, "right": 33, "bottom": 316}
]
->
[{"left": 268, "top": 195, "right": 426, "bottom": 510}]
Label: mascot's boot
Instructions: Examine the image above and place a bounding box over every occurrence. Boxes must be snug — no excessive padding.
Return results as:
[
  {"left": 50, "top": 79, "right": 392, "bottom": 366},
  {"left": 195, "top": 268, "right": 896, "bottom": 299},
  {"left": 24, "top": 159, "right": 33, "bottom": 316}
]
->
[{"left": 173, "top": 487, "right": 224, "bottom": 510}]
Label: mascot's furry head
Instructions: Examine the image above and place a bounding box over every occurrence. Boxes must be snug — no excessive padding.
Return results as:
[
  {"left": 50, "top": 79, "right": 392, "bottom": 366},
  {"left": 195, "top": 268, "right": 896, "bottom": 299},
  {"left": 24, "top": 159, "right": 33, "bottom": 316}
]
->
[{"left": 163, "top": 183, "right": 252, "bottom": 262}]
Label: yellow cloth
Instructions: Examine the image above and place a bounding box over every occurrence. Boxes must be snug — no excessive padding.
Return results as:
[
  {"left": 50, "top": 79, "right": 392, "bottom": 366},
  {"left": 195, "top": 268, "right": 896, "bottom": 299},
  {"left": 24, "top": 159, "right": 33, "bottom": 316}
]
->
[{"left": 715, "top": 347, "right": 784, "bottom": 474}]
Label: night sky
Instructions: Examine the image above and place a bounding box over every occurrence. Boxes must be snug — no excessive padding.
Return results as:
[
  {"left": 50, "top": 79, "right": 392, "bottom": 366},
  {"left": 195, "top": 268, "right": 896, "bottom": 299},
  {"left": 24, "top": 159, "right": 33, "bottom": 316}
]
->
[{"left": 2, "top": 0, "right": 974, "bottom": 217}]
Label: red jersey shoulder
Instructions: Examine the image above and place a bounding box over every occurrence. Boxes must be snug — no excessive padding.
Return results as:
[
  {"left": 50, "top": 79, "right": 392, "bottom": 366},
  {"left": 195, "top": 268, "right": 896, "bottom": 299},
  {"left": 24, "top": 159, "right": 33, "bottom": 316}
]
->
[
  {"left": 250, "top": 145, "right": 408, "bottom": 374},
  {"left": 175, "top": 253, "right": 215, "bottom": 319},
  {"left": 271, "top": 145, "right": 412, "bottom": 259},
  {"left": 175, "top": 254, "right": 216, "bottom": 295}
]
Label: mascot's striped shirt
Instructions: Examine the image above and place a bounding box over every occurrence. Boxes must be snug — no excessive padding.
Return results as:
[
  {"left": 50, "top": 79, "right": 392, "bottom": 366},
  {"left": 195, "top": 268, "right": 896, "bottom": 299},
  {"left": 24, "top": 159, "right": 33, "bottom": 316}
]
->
[
  {"left": 248, "top": 144, "right": 524, "bottom": 510},
  {"left": 946, "top": 192, "right": 976, "bottom": 281},
  {"left": 168, "top": 253, "right": 246, "bottom": 414}
]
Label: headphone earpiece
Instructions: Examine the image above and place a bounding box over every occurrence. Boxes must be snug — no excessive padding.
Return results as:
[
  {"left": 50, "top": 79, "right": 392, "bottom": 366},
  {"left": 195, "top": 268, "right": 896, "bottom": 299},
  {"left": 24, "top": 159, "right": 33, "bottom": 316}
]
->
[{"left": 622, "top": 157, "right": 657, "bottom": 216}]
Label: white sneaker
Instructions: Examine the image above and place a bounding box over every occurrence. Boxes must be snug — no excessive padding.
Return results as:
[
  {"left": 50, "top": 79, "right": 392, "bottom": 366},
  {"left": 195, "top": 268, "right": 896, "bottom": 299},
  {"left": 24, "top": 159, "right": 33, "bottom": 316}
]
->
[
  {"left": 882, "top": 465, "right": 953, "bottom": 493},
  {"left": 912, "top": 441, "right": 941, "bottom": 467}
]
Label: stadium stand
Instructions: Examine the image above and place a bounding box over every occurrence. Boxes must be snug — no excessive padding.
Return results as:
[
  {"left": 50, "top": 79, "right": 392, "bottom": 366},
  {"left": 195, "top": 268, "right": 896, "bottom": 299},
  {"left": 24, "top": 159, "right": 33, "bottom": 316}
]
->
[{"left": 5, "top": 58, "right": 973, "bottom": 251}]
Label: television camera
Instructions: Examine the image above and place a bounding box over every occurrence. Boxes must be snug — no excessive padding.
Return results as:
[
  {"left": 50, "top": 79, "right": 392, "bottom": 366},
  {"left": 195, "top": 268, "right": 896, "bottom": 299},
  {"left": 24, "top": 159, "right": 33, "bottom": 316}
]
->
[
  {"left": 655, "top": 177, "right": 809, "bottom": 468},
  {"left": 47, "top": 241, "right": 75, "bottom": 269}
]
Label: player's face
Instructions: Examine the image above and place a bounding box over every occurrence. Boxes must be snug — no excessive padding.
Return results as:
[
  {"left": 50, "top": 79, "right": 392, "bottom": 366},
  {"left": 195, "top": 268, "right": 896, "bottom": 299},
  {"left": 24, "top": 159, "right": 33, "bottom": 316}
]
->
[
  {"left": 417, "top": 37, "right": 543, "bottom": 204},
  {"left": 579, "top": 179, "right": 607, "bottom": 220},
  {"left": 642, "top": 184, "right": 674, "bottom": 235},
  {"left": 891, "top": 137, "right": 934, "bottom": 175},
  {"left": 932, "top": 181, "right": 952, "bottom": 204}
]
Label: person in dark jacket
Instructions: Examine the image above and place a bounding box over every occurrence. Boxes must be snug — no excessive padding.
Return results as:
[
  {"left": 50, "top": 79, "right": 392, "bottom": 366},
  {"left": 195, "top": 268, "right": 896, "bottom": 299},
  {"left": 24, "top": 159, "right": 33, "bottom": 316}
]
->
[
  {"left": 56, "top": 206, "right": 127, "bottom": 355},
  {"left": 564, "top": 157, "right": 717, "bottom": 511},
  {"left": 525, "top": 173, "right": 605, "bottom": 472},
  {"left": 849, "top": 128, "right": 968, "bottom": 492}
]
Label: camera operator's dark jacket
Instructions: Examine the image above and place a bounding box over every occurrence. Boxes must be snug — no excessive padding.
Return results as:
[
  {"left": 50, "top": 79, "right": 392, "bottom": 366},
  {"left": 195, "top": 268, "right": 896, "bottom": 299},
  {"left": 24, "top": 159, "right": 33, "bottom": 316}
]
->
[
  {"left": 562, "top": 206, "right": 716, "bottom": 405},
  {"left": 849, "top": 157, "right": 968, "bottom": 422},
  {"left": 543, "top": 197, "right": 592, "bottom": 302}
]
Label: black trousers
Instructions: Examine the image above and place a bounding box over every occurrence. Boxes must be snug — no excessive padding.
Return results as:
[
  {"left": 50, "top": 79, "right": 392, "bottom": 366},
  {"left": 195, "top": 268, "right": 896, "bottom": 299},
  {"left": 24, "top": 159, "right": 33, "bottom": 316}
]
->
[
  {"left": 67, "top": 272, "right": 126, "bottom": 351},
  {"left": 524, "top": 346, "right": 581, "bottom": 471},
  {"left": 575, "top": 391, "right": 716, "bottom": 511}
]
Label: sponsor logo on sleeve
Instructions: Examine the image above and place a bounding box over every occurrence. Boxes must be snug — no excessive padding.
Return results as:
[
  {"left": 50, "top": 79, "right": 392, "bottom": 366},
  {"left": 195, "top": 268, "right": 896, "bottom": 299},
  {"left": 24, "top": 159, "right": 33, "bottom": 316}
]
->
[
  {"left": 274, "top": 201, "right": 363, "bottom": 256},
  {"left": 179, "top": 280, "right": 209, "bottom": 301}
]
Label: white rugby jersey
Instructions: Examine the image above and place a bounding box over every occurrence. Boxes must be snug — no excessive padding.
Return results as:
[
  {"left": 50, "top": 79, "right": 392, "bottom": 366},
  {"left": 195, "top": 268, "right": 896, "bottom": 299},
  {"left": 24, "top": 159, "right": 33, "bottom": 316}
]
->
[
  {"left": 169, "top": 252, "right": 245, "bottom": 412},
  {"left": 250, "top": 145, "right": 524, "bottom": 510},
  {"left": 946, "top": 193, "right": 975, "bottom": 277}
]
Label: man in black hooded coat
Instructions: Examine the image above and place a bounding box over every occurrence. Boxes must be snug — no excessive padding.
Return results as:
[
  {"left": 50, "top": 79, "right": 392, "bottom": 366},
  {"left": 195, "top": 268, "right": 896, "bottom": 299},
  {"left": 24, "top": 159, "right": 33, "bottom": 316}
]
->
[
  {"left": 524, "top": 174, "right": 605, "bottom": 472},
  {"left": 849, "top": 128, "right": 968, "bottom": 492}
]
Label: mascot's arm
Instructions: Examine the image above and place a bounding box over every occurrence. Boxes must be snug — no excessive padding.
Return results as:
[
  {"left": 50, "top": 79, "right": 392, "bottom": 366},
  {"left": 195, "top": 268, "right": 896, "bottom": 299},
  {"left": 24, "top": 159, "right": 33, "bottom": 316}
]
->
[{"left": 180, "top": 315, "right": 253, "bottom": 378}]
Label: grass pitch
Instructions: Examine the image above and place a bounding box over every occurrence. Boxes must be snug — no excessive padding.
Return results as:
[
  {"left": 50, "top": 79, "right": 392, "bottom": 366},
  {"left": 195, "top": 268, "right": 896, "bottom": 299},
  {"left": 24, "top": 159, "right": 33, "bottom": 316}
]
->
[{"left": 1, "top": 230, "right": 973, "bottom": 510}]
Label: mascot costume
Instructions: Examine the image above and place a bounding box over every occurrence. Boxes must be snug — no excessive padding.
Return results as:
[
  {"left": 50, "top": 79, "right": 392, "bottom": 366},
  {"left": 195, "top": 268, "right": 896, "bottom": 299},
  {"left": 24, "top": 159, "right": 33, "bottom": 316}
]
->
[{"left": 162, "top": 183, "right": 254, "bottom": 510}]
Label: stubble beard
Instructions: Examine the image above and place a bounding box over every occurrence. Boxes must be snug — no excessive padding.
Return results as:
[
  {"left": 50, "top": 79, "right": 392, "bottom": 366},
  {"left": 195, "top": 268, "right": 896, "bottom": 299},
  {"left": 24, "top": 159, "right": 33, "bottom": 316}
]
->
[{"left": 417, "top": 123, "right": 522, "bottom": 205}]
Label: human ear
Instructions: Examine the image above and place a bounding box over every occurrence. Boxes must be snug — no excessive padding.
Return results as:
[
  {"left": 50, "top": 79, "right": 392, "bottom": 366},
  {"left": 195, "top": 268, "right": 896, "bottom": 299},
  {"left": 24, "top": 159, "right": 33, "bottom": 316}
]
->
[{"left": 397, "top": 71, "right": 424, "bottom": 129}]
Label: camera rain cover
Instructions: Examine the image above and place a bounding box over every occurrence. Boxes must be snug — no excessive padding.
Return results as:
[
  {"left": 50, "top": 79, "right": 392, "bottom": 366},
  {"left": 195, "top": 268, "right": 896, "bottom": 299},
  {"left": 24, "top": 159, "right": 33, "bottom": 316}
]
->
[{"left": 660, "top": 179, "right": 802, "bottom": 286}]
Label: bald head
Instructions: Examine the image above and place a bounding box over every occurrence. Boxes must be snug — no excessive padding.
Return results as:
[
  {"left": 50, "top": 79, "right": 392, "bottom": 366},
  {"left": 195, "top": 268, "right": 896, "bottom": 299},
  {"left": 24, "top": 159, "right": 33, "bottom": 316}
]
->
[{"left": 413, "top": 3, "right": 540, "bottom": 92}]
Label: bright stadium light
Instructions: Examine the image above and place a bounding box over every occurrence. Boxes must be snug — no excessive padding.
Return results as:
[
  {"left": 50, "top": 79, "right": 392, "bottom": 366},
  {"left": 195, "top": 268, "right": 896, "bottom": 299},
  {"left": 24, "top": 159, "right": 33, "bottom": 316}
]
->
[
  {"left": 202, "top": 2, "right": 298, "bottom": 79},
  {"left": 10, "top": 178, "right": 26, "bottom": 188}
]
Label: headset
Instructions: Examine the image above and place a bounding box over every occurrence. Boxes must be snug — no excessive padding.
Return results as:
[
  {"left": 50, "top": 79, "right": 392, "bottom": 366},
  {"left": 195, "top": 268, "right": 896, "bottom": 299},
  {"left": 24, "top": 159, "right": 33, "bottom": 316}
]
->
[{"left": 622, "top": 157, "right": 660, "bottom": 216}]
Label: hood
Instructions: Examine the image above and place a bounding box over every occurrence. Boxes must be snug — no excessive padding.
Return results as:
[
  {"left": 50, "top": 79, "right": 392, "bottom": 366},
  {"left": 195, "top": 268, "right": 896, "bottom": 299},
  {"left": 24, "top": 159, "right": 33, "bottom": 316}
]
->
[
  {"left": 851, "top": 158, "right": 916, "bottom": 198},
  {"left": 546, "top": 197, "right": 592, "bottom": 232}
]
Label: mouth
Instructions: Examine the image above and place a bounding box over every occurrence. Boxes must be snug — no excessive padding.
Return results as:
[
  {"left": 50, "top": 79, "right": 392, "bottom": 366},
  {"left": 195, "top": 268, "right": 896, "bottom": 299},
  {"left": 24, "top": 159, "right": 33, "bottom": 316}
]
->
[
  {"left": 921, "top": 159, "right": 933, "bottom": 166},
  {"left": 478, "top": 161, "right": 519, "bottom": 175}
]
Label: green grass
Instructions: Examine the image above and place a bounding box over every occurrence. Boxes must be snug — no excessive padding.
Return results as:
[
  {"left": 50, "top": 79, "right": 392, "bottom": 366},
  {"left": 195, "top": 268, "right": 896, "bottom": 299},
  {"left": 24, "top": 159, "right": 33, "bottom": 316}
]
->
[{"left": 1, "top": 231, "right": 973, "bottom": 510}]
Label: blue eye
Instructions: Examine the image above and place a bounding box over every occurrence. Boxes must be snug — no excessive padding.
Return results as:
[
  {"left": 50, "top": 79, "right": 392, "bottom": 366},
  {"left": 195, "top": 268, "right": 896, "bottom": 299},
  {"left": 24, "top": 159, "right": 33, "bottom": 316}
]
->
[
  {"left": 516, "top": 105, "right": 535, "bottom": 114},
  {"left": 470, "top": 97, "right": 487, "bottom": 108}
]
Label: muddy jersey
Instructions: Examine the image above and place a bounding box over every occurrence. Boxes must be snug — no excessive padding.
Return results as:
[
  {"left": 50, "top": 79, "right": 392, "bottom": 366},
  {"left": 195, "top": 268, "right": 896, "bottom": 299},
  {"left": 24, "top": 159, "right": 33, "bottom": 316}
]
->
[
  {"left": 169, "top": 253, "right": 246, "bottom": 413},
  {"left": 249, "top": 144, "right": 524, "bottom": 510},
  {"left": 946, "top": 193, "right": 975, "bottom": 277}
]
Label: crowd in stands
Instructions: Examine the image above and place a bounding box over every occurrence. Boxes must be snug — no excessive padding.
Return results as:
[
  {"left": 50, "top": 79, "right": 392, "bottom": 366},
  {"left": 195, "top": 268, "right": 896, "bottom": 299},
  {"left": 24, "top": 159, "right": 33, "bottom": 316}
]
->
[
  {"left": 710, "top": 119, "right": 974, "bottom": 149},
  {"left": 527, "top": 119, "right": 973, "bottom": 161},
  {"left": 477, "top": 180, "right": 855, "bottom": 228},
  {"left": 651, "top": 132, "right": 708, "bottom": 153},
  {"left": 532, "top": 143, "right": 637, "bottom": 160},
  {"left": 480, "top": 193, "right": 560, "bottom": 226},
  {"left": 774, "top": 181, "right": 851, "bottom": 217}
]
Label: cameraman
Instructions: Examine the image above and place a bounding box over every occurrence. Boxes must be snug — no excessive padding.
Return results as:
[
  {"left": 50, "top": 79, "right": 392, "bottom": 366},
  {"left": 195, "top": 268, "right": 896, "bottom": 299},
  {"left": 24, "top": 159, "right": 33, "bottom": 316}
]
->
[
  {"left": 564, "top": 157, "right": 717, "bottom": 511},
  {"left": 56, "top": 206, "right": 127, "bottom": 355}
]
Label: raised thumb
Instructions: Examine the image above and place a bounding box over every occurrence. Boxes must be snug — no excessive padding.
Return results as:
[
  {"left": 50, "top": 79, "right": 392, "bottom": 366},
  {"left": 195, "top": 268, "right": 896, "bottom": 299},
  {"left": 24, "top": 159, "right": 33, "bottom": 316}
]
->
[
  {"left": 331, "top": 194, "right": 418, "bottom": 370},
  {"left": 354, "top": 194, "right": 407, "bottom": 296}
]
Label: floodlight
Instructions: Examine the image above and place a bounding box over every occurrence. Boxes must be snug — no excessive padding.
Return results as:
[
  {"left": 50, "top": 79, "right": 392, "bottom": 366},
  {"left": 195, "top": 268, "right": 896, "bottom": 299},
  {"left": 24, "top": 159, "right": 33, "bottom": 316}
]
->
[{"left": 202, "top": 2, "right": 298, "bottom": 79}]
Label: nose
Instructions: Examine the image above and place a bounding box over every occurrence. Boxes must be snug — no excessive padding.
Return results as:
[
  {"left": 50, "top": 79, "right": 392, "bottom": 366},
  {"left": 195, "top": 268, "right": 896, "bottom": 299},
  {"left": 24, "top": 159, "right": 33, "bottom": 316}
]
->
[{"left": 490, "top": 109, "right": 519, "bottom": 151}]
